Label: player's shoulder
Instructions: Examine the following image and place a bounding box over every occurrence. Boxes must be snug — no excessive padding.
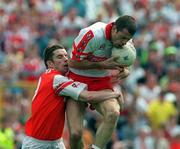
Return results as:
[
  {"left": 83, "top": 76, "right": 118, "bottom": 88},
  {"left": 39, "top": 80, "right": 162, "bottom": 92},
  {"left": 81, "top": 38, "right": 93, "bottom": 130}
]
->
[
  {"left": 80, "top": 22, "right": 106, "bottom": 33},
  {"left": 85, "top": 22, "right": 106, "bottom": 39},
  {"left": 75, "top": 22, "right": 106, "bottom": 46},
  {"left": 89, "top": 22, "right": 106, "bottom": 30}
]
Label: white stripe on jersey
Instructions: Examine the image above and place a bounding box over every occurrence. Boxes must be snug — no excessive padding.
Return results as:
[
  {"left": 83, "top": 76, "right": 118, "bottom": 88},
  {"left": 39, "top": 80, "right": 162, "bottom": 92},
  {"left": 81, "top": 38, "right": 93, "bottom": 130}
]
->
[{"left": 53, "top": 75, "right": 72, "bottom": 89}]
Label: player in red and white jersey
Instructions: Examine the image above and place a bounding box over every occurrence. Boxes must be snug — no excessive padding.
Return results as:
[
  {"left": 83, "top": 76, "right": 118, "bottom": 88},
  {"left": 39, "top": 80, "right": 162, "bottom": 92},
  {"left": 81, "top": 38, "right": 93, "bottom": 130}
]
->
[
  {"left": 67, "top": 15, "right": 137, "bottom": 149},
  {"left": 22, "top": 44, "right": 122, "bottom": 149}
]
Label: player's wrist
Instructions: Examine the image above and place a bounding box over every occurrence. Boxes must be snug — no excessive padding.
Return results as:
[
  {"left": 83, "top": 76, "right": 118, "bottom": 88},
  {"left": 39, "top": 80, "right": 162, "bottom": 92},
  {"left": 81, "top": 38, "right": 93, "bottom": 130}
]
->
[{"left": 94, "top": 61, "right": 104, "bottom": 69}]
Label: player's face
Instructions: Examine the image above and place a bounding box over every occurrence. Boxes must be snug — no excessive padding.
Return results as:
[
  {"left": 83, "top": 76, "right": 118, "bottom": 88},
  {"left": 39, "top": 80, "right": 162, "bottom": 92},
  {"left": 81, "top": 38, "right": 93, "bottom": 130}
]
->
[
  {"left": 111, "top": 28, "right": 132, "bottom": 48},
  {"left": 51, "top": 49, "right": 68, "bottom": 74}
]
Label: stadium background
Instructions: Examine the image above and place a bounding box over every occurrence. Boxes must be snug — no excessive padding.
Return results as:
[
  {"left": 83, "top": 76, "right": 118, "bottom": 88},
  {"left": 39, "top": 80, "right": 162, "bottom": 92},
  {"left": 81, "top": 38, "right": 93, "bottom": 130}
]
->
[{"left": 0, "top": 0, "right": 179, "bottom": 149}]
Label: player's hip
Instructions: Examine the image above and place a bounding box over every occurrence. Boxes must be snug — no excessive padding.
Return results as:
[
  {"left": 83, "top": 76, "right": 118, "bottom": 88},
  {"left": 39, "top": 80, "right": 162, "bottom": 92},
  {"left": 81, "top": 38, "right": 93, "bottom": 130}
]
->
[{"left": 67, "top": 71, "right": 113, "bottom": 91}]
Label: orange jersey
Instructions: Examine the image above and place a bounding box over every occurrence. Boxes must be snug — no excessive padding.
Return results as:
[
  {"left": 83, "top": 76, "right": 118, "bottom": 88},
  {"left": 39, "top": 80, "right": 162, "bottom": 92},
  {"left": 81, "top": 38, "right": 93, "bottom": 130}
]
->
[{"left": 25, "top": 69, "right": 87, "bottom": 140}]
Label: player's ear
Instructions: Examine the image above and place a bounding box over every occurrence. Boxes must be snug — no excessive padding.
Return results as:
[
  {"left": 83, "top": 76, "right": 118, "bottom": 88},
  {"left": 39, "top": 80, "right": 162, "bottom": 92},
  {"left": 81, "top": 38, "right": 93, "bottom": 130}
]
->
[
  {"left": 112, "top": 25, "right": 117, "bottom": 33},
  {"left": 47, "top": 60, "right": 54, "bottom": 68}
]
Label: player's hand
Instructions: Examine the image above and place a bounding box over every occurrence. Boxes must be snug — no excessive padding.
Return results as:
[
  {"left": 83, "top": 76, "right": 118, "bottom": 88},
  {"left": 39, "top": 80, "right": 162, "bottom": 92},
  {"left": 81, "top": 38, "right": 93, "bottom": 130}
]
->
[
  {"left": 100, "top": 57, "right": 126, "bottom": 69},
  {"left": 117, "top": 67, "right": 130, "bottom": 80}
]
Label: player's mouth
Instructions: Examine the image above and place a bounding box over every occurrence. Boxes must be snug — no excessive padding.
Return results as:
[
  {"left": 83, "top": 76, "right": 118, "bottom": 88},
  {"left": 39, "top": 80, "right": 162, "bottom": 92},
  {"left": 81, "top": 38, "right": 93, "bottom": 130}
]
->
[
  {"left": 114, "top": 44, "right": 123, "bottom": 48},
  {"left": 64, "top": 64, "right": 68, "bottom": 68}
]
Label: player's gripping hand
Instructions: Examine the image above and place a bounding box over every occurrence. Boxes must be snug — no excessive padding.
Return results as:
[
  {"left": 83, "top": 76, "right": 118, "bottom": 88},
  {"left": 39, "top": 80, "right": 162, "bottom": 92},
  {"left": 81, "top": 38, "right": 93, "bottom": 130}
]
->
[
  {"left": 115, "top": 67, "right": 130, "bottom": 80},
  {"left": 99, "top": 57, "right": 127, "bottom": 69}
]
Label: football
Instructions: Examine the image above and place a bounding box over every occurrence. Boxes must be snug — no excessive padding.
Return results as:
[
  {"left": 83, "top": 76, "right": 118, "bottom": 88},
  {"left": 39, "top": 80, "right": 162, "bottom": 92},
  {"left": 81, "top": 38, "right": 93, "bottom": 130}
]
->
[{"left": 111, "top": 40, "right": 136, "bottom": 66}]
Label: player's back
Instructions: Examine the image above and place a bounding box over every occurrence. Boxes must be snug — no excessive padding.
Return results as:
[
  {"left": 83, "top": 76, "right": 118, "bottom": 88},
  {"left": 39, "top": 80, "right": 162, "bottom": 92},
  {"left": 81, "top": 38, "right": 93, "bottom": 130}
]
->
[{"left": 25, "top": 69, "right": 66, "bottom": 140}]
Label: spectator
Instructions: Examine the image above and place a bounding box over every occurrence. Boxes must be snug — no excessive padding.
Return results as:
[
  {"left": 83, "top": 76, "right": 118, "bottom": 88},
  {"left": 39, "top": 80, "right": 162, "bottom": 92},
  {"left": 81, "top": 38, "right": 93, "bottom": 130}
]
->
[{"left": 147, "top": 91, "right": 177, "bottom": 129}]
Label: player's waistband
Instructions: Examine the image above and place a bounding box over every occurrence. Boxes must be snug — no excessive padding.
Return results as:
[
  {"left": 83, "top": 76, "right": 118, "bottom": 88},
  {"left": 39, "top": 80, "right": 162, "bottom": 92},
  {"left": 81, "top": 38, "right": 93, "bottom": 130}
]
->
[{"left": 24, "top": 135, "right": 63, "bottom": 144}]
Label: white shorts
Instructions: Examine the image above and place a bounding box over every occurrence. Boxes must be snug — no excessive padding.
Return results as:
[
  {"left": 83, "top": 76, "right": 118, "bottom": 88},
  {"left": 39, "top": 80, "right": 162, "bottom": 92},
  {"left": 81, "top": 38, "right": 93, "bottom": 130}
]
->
[{"left": 21, "top": 136, "right": 66, "bottom": 149}]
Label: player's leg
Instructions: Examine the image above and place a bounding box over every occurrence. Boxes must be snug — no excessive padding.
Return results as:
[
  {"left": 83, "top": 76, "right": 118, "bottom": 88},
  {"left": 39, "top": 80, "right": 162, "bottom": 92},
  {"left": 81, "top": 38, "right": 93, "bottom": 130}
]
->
[
  {"left": 66, "top": 98, "right": 86, "bottom": 149},
  {"left": 92, "top": 96, "right": 120, "bottom": 149}
]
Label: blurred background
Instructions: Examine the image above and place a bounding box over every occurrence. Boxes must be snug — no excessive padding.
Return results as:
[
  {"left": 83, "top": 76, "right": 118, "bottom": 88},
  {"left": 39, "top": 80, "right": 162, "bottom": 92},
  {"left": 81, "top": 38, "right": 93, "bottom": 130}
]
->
[{"left": 0, "top": 0, "right": 179, "bottom": 149}]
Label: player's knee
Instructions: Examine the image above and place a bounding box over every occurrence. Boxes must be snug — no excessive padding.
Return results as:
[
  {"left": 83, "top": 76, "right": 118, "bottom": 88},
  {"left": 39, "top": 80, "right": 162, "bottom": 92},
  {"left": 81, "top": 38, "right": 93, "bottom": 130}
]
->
[
  {"left": 70, "top": 133, "right": 82, "bottom": 143},
  {"left": 70, "top": 129, "right": 83, "bottom": 140},
  {"left": 105, "top": 108, "right": 119, "bottom": 122}
]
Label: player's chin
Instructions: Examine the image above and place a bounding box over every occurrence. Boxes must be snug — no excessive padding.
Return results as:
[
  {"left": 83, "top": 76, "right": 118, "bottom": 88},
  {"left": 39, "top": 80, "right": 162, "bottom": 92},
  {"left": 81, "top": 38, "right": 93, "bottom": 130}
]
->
[
  {"left": 62, "top": 67, "right": 69, "bottom": 74},
  {"left": 114, "top": 44, "right": 123, "bottom": 48},
  {"left": 64, "top": 65, "right": 69, "bottom": 71}
]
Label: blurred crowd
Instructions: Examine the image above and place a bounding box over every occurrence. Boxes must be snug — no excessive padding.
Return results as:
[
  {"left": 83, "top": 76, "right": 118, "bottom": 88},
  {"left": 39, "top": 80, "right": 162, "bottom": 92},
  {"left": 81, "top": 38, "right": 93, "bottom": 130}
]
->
[{"left": 0, "top": 0, "right": 179, "bottom": 149}]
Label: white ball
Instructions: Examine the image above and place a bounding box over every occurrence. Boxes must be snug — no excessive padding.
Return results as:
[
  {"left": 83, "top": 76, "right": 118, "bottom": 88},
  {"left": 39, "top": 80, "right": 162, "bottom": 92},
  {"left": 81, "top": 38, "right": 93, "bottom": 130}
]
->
[{"left": 111, "top": 40, "right": 136, "bottom": 66}]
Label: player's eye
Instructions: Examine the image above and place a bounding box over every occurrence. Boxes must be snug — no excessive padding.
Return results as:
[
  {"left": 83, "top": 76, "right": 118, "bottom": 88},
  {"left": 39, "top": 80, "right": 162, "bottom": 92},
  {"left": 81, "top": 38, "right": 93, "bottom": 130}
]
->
[{"left": 57, "top": 55, "right": 63, "bottom": 59}]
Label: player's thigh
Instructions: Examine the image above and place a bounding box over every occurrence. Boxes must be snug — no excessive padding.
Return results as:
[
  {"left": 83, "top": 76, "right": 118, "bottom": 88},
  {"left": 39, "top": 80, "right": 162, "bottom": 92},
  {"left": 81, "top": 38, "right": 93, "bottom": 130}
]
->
[
  {"left": 94, "top": 98, "right": 120, "bottom": 118},
  {"left": 66, "top": 98, "right": 86, "bottom": 131}
]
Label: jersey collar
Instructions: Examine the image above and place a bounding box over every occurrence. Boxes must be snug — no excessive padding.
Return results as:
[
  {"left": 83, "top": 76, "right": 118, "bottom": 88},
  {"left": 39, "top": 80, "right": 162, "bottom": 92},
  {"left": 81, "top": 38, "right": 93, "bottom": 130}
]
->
[
  {"left": 105, "top": 22, "right": 114, "bottom": 41},
  {"left": 46, "top": 69, "right": 61, "bottom": 74}
]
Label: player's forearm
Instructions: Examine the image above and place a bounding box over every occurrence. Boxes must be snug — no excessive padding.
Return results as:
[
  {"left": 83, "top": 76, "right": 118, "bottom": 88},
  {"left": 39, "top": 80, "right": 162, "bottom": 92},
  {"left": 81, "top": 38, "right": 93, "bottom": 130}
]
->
[
  {"left": 79, "top": 90, "right": 119, "bottom": 103},
  {"left": 68, "top": 57, "right": 126, "bottom": 70},
  {"left": 68, "top": 59, "right": 103, "bottom": 69}
]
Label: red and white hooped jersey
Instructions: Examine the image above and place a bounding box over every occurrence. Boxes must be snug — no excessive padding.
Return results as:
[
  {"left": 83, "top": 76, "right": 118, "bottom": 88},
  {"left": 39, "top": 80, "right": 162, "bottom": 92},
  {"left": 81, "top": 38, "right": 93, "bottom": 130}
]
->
[
  {"left": 69, "top": 22, "right": 114, "bottom": 77},
  {"left": 25, "top": 69, "right": 87, "bottom": 140}
]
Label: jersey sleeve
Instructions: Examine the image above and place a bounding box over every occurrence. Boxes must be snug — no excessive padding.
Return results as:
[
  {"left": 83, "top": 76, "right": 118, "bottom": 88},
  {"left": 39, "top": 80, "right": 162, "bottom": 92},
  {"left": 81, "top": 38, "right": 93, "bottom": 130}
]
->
[
  {"left": 53, "top": 75, "right": 87, "bottom": 100},
  {"left": 70, "top": 29, "right": 99, "bottom": 61}
]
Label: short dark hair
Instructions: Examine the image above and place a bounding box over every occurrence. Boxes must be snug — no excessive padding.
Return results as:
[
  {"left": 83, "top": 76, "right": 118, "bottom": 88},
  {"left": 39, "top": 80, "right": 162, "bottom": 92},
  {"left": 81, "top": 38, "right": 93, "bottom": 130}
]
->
[
  {"left": 43, "top": 44, "right": 64, "bottom": 68},
  {"left": 115, "top": 15, "right": 136, "bottom": 36}
]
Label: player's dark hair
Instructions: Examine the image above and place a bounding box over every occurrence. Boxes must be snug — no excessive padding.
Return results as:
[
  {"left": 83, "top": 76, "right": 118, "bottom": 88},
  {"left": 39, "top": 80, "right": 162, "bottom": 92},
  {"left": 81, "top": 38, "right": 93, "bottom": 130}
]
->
[
  {"left": 43, "top": 44, "right": 64, "bottom": 68},
  {"left": 115, "top": 15, "right": 136, "bottom": 36}
]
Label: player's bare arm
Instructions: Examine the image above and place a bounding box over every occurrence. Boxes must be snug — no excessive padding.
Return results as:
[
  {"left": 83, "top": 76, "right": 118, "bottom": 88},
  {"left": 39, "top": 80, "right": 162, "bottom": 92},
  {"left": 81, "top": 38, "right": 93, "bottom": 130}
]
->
[
  {"left": 53, "top": 74, "right": 122, "bottom": 103},
  {"left": 79, "top": 90, "right": 121, "bottom": 103},
  {"left": 68, "top": 57, "right": 126, "bottom": 70}
]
